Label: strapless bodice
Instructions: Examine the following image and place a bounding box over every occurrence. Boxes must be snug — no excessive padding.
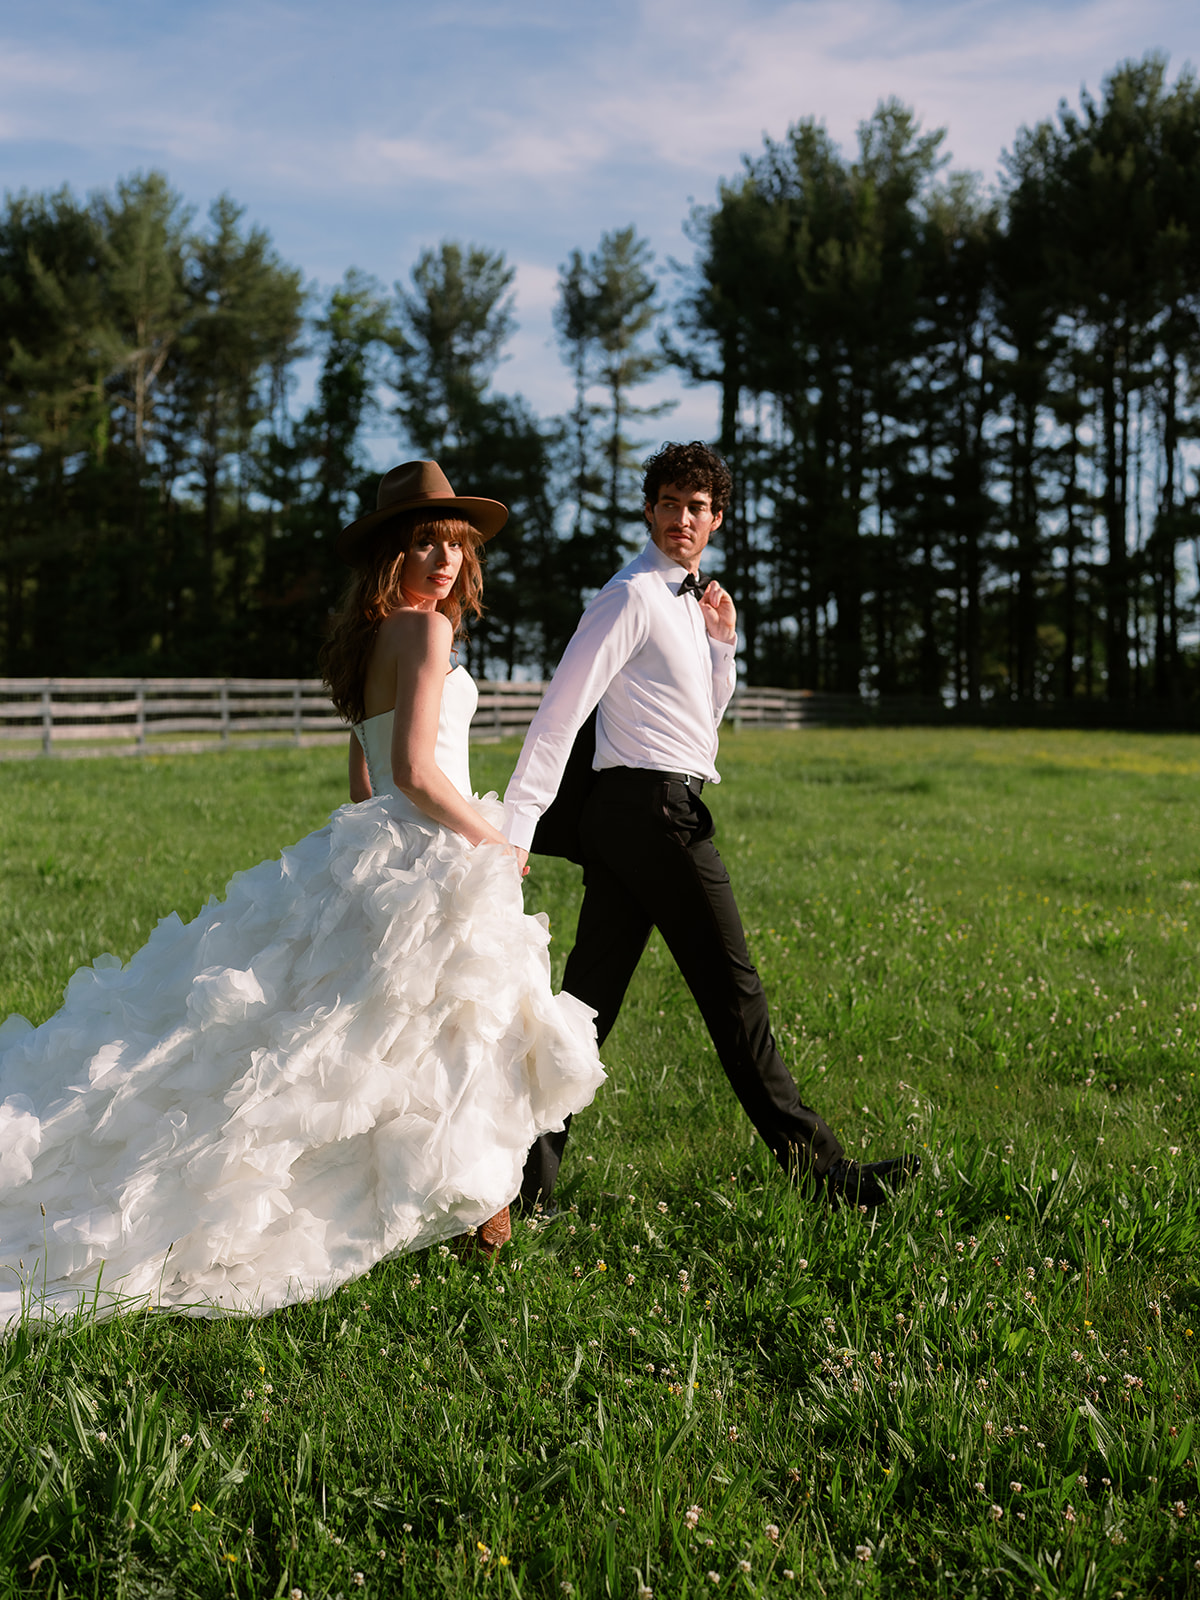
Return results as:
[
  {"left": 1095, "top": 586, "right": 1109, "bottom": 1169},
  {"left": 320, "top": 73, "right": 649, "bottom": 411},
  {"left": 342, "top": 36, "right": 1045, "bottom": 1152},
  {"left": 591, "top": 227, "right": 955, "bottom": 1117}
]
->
[{"left": 354, "top": 665, "right": 477, "bottom": 812}]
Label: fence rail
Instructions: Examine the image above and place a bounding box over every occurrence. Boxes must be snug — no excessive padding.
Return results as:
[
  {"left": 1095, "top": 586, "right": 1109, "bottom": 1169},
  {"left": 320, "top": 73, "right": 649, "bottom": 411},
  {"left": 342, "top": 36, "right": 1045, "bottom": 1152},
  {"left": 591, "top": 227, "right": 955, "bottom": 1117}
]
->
[{"left": 0, "top": 678, "right": 826, "bottom": 760}]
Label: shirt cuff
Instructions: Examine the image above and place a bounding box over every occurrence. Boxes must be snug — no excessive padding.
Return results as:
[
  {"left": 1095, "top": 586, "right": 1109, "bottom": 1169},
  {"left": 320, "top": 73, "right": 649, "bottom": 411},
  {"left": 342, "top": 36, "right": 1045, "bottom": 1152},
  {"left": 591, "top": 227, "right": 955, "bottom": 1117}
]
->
[{"left": 503, "top": 805, "right": 539, "bottom": 853}]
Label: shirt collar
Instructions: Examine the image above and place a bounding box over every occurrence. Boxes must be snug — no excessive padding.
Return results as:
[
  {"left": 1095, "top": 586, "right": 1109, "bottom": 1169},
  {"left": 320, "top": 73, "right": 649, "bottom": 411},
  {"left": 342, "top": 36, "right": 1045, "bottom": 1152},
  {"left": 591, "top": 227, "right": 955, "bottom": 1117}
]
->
[{"left": 639, "top": 537, "right": 690, "bottom": 591}]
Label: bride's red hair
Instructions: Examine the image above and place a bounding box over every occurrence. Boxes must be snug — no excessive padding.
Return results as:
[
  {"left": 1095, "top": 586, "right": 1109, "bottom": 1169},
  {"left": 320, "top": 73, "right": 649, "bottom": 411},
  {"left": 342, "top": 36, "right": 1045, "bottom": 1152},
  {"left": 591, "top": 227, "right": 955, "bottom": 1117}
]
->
[{"left": 320, "top": 512, "right": 484, "bottom": 724}]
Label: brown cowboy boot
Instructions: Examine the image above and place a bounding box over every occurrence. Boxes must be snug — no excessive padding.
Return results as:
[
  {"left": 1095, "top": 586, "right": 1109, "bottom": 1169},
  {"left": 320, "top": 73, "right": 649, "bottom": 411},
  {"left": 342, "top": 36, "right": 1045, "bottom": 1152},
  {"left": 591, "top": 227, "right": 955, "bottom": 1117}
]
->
[
  {"left": 452, "top": 1205, "right": 511, "bottom": 1263},
  {"left": 478, "top": 1206, "right": 511, "bottom": 1256}
]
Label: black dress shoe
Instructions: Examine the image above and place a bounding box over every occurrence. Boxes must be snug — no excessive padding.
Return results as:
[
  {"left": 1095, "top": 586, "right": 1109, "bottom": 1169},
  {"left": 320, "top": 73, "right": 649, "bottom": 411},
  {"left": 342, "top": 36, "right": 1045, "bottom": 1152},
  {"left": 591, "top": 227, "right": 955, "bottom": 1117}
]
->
[{"left": 824, "top": 1154, "right": 920, "bottom": 1211}]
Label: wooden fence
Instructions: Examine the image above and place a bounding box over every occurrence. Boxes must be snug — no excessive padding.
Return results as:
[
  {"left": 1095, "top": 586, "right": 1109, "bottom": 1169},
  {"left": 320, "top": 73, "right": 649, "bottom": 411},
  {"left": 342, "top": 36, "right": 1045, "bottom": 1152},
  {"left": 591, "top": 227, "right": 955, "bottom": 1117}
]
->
[{"left": 0, "top": 678, "right": 825, "bottom": 760}]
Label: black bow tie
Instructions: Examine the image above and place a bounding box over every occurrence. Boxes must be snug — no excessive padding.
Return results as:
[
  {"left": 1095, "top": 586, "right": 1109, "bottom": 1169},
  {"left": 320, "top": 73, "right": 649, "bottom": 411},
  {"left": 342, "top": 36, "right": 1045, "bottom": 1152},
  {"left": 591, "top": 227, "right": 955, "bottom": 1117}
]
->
[{"left": 678, "top": 571, "right": 708, "bottom": 600}]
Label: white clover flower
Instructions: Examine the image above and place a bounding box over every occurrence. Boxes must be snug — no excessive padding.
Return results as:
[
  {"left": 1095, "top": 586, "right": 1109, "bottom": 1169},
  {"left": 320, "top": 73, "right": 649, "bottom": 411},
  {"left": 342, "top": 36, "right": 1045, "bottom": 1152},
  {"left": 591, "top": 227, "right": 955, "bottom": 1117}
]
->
[
  {"left": 990, "top": 1505, "right": 1003, "bottom": 1522},
  {"left": 855, "top": 1545, "right": 872, "bottom": 1562}
]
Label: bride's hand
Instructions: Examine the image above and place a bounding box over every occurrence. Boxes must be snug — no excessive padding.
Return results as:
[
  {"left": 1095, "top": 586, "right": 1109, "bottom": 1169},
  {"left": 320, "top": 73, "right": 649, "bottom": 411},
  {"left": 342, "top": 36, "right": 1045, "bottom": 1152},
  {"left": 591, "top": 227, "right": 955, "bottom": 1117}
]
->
[
  {"left": 499, "top": 841, "right": 530, "bottom": 877},
  {"left": 473, "top": 824, "right": 528, "bottom": 875}
]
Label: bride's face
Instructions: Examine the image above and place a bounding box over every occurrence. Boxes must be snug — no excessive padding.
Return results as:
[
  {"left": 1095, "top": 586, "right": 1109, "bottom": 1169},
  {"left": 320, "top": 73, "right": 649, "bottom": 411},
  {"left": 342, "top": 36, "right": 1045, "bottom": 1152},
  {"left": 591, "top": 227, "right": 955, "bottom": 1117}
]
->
[{"left": 401, "top": 530, "right": 465, "bottom": 610}]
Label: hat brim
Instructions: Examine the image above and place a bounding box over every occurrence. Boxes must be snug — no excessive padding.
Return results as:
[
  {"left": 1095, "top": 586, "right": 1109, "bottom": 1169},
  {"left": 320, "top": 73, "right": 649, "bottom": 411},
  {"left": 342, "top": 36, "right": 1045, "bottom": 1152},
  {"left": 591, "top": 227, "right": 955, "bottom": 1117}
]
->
[{"left": 336, "top": 494, "right": 508, "bottom": 565}]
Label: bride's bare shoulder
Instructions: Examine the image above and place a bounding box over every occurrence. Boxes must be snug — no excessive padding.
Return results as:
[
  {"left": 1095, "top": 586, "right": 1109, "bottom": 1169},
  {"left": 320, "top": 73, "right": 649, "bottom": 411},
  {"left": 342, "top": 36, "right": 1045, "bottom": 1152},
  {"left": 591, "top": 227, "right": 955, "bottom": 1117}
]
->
[{"left": 376, "top": 608, "right": 454, "bottom": 662}]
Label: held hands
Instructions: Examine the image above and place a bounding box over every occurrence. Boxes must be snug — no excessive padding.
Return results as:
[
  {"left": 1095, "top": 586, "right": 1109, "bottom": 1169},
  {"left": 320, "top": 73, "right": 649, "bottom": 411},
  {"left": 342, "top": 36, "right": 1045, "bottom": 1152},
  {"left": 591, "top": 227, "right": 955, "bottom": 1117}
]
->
[{"left": 699, "top": 581, "right": 737, "bottom": 643}]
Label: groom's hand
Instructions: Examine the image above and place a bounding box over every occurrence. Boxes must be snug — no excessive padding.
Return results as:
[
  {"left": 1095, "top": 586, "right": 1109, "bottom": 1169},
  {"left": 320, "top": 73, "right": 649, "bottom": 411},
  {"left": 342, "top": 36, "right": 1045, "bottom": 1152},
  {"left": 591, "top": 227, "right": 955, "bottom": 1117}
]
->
[
  {"left": 516, "top": 847, "right": 529, "bottom": 877},
  {"left": 700, "top": 581, "right": 736, "bottom": 643}
]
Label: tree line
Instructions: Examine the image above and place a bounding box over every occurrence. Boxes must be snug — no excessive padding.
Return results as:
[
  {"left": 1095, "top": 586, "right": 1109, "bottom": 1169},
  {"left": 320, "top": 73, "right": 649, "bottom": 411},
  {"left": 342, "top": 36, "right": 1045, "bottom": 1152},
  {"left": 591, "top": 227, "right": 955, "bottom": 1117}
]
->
[{"left": 4, "top": 53, "right": 1200, "bottom": 706}]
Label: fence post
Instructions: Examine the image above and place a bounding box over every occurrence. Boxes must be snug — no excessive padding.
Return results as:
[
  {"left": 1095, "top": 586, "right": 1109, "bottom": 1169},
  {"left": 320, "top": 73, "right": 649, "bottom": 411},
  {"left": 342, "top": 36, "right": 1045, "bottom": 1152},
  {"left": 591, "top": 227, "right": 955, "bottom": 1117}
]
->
[
  {"left": 293, "top": 682, "right": 303, "bottom": 746},
  {"left": 135, "top": 680, "right": 146, "bottom": 749},
  {"left": 41, "top": 684, "right": 53, "bottom": 755},
  {"left": 220, "top": 683, "right": 230, "bottom": 746}
]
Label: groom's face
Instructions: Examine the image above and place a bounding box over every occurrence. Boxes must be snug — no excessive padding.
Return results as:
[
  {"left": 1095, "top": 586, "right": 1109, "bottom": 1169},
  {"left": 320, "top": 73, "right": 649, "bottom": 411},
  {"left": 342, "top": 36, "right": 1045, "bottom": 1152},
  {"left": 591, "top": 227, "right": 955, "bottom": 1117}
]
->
[{"left": 645, "top": 481, "right": 723, "bottom": 575}]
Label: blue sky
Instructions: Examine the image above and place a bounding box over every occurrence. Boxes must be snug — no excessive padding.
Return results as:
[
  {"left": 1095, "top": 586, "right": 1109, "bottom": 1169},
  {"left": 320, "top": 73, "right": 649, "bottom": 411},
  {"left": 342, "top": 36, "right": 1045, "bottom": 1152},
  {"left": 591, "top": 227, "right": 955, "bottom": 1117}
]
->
[{"left": 3, "top": 0, "right": 1198, "bottom": 450}]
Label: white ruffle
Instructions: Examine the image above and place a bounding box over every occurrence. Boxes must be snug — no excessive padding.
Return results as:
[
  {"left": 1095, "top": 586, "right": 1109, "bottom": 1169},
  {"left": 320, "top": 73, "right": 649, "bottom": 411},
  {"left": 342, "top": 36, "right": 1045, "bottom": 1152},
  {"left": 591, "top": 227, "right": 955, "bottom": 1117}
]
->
[{"left": 0, "top": 792, "right": 603, "bottom": 1323}]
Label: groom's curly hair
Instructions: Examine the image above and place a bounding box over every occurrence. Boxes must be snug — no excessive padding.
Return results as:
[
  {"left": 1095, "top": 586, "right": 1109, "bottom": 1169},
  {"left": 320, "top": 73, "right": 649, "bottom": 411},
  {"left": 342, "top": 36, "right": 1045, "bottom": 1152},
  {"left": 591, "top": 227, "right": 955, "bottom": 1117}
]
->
[
  {"left": 642, "top": 441, "right": 732, "bottom": 516},
  {"left": 320, "top": 512, "right": 484, "bottom": 725}
]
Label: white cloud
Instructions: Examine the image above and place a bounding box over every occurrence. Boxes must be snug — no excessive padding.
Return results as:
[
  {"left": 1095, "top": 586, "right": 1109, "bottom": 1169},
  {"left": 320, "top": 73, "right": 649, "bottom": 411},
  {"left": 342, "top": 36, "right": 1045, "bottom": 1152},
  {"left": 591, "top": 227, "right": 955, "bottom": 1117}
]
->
[{"left": 5, "top": 0, "right": 1195, "bottom": 200}]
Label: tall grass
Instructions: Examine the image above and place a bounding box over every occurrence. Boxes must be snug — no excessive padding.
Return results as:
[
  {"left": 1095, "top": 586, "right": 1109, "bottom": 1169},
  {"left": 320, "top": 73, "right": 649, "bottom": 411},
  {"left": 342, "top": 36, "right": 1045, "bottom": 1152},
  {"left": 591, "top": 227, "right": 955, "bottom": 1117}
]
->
[{"left": 0, "top": 729, "right": 1197, "bottom": 1598}]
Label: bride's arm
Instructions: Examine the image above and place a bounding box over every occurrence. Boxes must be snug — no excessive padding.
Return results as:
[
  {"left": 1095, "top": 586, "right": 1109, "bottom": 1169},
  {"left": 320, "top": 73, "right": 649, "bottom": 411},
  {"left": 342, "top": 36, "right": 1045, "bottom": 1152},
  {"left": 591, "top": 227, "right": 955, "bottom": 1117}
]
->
[
  {"left": 390, "top": 610, "right": 511, "bottom": 849},
  {"left": 349, "top": 733, "right": 372, "bottom": 801}
]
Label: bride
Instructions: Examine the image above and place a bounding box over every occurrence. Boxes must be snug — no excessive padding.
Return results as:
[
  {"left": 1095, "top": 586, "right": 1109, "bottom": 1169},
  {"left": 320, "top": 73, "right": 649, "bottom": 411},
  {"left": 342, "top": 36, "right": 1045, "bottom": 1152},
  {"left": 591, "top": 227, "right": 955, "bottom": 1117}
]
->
[{"left": 0, "top": 461, "right": 605, "bottom": 1323}]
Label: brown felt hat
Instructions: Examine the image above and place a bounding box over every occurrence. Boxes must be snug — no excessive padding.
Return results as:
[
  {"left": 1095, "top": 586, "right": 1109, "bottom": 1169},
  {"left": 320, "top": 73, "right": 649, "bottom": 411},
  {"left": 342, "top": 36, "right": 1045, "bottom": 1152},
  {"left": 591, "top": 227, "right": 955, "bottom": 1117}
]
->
[{"left": 336, "top": 460, "right": 508, "bottom": 565}]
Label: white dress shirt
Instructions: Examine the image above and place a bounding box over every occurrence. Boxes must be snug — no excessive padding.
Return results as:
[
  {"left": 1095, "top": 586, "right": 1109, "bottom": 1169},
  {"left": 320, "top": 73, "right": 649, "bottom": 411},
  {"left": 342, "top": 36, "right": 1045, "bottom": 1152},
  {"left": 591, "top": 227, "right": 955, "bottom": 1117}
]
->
[{"left": 502, "top": 539, "right": 738, "bottom": 852}]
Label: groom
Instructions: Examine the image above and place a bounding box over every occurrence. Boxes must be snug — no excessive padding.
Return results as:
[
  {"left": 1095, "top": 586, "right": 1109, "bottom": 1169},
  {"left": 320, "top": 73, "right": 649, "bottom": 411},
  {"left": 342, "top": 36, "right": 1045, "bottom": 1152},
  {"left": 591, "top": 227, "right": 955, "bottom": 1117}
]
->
[{"left": 503, "top": 442, "right": 917, "bottom": 1212}]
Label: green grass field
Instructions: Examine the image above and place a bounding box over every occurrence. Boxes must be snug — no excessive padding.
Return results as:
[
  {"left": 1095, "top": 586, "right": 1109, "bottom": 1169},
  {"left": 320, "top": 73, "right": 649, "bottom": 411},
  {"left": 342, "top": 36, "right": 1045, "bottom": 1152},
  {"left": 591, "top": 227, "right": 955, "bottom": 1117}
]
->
[{"left": 0, "top": 729, "right": 1197, "bottom": 1599}]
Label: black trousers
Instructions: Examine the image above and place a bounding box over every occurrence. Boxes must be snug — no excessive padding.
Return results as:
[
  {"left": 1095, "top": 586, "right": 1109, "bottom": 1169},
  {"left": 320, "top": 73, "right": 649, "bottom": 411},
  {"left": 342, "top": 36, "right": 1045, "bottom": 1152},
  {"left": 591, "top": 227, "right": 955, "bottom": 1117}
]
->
[{"left": 520, "top": 768, "right": 843, "bottom": 1205}]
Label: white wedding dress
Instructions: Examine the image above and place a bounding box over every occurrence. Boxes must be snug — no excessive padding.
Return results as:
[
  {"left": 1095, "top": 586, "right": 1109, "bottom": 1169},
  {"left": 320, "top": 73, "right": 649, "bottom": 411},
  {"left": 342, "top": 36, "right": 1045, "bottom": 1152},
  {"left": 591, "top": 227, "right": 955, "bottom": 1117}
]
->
[{"left": 0, "top": 666, "right": 603, "bottom": 1323}]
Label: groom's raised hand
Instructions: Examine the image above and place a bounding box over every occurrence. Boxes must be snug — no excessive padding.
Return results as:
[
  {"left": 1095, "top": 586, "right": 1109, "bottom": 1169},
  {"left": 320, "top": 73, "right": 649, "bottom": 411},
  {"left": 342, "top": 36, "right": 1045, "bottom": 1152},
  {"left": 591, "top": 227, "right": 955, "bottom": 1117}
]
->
[{"left": 699, "top": 581, "right": 736, "bottom": 643}]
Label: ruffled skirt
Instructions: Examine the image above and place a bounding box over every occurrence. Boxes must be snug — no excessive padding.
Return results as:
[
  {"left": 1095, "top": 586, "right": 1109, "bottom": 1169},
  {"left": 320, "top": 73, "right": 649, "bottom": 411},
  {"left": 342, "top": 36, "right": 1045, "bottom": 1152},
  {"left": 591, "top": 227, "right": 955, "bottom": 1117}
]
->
[{"left": 0, "top": 793, "right": 603, "bottom": 1322}]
